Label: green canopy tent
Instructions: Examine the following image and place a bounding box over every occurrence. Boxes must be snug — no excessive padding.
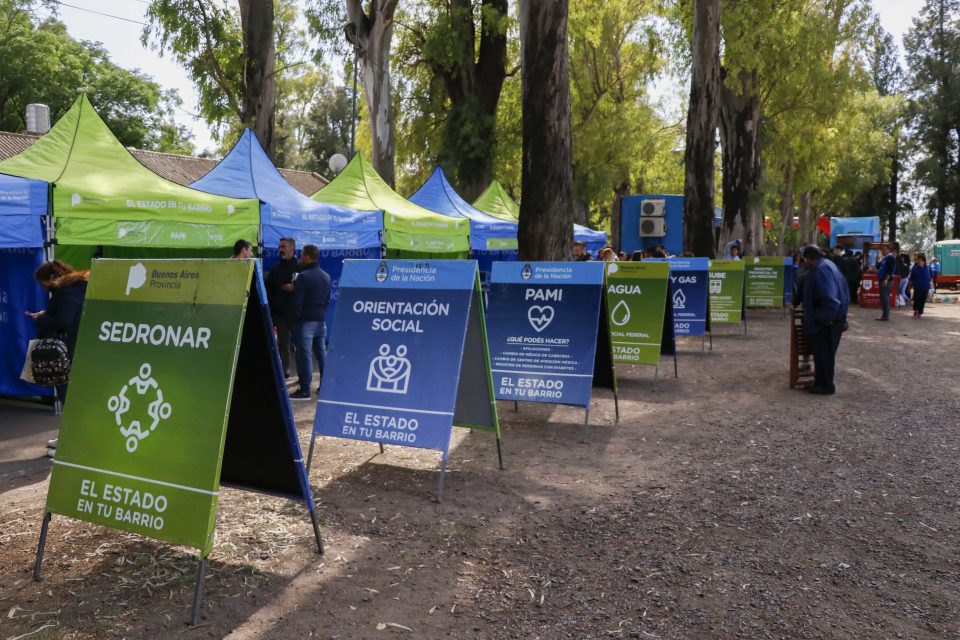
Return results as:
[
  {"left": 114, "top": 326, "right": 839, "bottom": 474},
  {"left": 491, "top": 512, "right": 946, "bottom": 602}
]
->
[
  {"left": 311, "top": 153, "right": 469, "bottom": 258},
  {"left": 473, "top": 180, "right": 608, "bottom": 257},
  {"left": 0, "top": 95, "right": 259, "bottom": 266},
  {"left": 473, "top": 180, "right": 519, "bottom": 222}
]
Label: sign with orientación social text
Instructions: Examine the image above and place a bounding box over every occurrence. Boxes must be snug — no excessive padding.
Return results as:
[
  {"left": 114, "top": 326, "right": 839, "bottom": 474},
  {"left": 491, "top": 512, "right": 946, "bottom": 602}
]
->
[
  {"left": 744, "top": 256, "right": 786, "bottom": 307},
  {"left": 604, "top": 261, "right": 672, "bottom": 366},
  {"left": 313, "top": 260, "right": 499, "bottom": 459},
  {"left": 708, "top": 260, "right": 745, "bottom": 324},
  {"left": 44, "top": 259, "right": 319, "bottom": 556},
  {"left": 485, "top": 261, "right": 612, "bottom": 408}
]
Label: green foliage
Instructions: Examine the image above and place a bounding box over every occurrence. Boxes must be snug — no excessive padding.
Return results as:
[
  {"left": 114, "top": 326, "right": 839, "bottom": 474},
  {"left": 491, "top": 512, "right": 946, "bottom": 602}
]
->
[
  {"left": 903, "top": 0, "right": 960, "bottom": 238},
  {"left": 0, "top": 0, "right": 189, "bottom": 152},
  {"left": 143, "top": 0, "right": 244, "bottom": 137},
  {"left": 569, "top": 0, "right": 681, "bottom": 226}
]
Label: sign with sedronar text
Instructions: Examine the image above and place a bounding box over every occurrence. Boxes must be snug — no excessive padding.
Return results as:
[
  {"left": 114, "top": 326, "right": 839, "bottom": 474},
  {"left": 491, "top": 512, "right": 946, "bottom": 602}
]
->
[{"left": 45, "top": 259, "right": 254, "bottom": 555}]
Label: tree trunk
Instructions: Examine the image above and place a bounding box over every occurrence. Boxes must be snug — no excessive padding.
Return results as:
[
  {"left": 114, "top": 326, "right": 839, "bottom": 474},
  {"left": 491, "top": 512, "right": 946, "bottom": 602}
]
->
[
  {"left": 610, "top": 182, "right": 628, "bottom": 253},
  {"left": 935, "top": 136, "right": 947, "bottom": 240},
  {"left": 682, "top": 0, "right": 721, "bottom": 258},
  {"left": 518, "top": 0, "right": 575, "bottom": 261},
  {"left": 955, "top": 126, "right": 960, "bottom": 238},
  {"left": 797, "top": 192, "right": 813, "bottom": 245},
  {"left": 887, "top": 138, "right": 898, "bottom": 242},
  {"left": 777, "top": 160, "right": 794, "bottom": 253},
  {"left": 347, "top": 0, "right": 399, "bottom": 187},
  {"left": 719, "top": 68, "right": 762, "bottom": 255},
  {"left": 239, "top": 0, "right": 276, "bottom": 156},
  {"left": 434, "top": 0, "right": 508, "bottom": 201}
]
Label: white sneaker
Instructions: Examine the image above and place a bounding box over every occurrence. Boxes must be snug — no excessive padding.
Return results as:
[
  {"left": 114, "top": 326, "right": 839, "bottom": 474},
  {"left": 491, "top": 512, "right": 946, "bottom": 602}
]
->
[
  {"left": 47, "top": 438, "right": 58, "bottom": 448},
  {"left": 46, "top": 447, "right": 56, "bottom": 458}
]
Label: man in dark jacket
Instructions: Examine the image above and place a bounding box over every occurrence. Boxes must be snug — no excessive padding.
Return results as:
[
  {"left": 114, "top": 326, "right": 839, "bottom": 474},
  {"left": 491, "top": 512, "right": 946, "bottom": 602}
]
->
[
  {"left": 290, "top": 244, "right": 331, "bottom": 400},
  {"left": 876, "top": 245, "right": 896, "bottom": 320},
  {"left": 841, "top": 250, "right": 862, "bottom": 303},
  {"left": 266, "top": 237, "right": 298, "bottom": 377},
  {"left": 800, "top": 245, "right": 849, "bottom": 395}
]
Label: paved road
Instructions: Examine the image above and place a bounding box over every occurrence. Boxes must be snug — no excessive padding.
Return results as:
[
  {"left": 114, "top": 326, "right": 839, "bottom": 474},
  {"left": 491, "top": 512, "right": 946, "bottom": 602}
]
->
[{"left": 0, "top": 397, "right": 59, "bottom": 494}]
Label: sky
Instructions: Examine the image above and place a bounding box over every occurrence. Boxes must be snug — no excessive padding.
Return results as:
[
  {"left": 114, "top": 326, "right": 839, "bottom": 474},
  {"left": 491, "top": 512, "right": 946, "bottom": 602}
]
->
[{"left": 46, "top": 0, "right": 926, "bottom": 158}]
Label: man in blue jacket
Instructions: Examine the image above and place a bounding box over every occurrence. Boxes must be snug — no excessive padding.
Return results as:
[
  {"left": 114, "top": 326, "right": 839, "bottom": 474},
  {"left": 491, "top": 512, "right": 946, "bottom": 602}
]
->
[
  {"left": 876, "top": 245, "right": 896, "bottom": 320},
  {"left": 290, "top": 244, "right": 331, "bottom": 400},
  {"left": 800, "top": 245, "right": 849, "bottom": 395}
]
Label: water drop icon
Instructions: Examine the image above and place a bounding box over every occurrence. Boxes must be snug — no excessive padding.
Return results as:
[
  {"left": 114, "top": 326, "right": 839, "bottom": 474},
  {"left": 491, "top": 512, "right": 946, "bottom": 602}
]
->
[{"left": 611, "top": 299, "right": 631, "bottom": 326}]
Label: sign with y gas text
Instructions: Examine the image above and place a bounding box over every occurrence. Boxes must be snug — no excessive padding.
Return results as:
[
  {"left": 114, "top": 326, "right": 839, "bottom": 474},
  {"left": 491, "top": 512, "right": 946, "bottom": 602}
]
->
[
  {"left": 744, "top": 256, "right": 786, "bottom": 307},
  {"left": 313, "top": 260, "right": 498, "bottom": 457},
  {"left": 605, "top": 261, "right": 670, "bottom": 365},
  {"left": 486, "top": 261, "right": 605, "bottom": 407},
  {"left": 45, "top": 259, "right": 253, "bottom": 555},
  {"left": 708, "top": 260, "right": 745, "bottom": 324},
  {"left": 649, "top": 257, "right": 709, "bottom": 337}
]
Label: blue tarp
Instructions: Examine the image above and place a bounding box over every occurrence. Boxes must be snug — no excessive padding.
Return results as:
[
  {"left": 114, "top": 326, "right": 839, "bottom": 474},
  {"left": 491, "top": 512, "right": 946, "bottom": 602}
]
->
[
  {"left": 0, "top": 173, "right": 48, "bottom": 248},
  {"left": 574, "top": 224, "right": 607, "bottom": 255},
  {"left": 0, "top": 248, "right": 53, "bottom": 397},
  {"left": 409, "top": 168, "right": 517, "bottom": 251},
  {"left": 190, "top": 129, "right": 382, "bottom": 251}
]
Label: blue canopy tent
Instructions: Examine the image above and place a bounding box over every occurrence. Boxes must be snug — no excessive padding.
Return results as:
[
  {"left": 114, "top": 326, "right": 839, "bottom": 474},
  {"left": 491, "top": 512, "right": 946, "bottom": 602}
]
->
[
  {"left": 0, "top": 173, "right": 53, "bottom": 397},
  {"left": 574, "top": 224, "right": 608, "bottom": 256},
  {"left": 409, "top": 167, "right": 517, "bottom": 283},
  {"left": 190, "top": 129, "right": 383, "bottom": 334}
]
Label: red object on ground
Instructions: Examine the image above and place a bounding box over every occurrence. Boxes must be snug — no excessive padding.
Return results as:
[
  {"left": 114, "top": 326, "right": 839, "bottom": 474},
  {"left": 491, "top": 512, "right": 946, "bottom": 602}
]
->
[
  {"left": 860, "top": 273, "right": 899, "bottom": 308},
  {"left": 817, "top": 216, "right": 831, "bottom": 236}
]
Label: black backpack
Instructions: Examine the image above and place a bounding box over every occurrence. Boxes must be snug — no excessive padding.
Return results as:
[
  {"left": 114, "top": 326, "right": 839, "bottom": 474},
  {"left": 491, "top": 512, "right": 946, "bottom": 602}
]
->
[{"left": 31, "top": 338, "right": 71, "bottom": 386}]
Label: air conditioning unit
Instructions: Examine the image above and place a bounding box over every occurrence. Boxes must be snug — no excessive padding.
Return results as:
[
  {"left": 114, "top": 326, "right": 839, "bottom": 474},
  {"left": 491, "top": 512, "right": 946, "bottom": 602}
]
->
[
  {"left": 639, "top": 217, "right": 666, "bottom": 237},
  {"left": 640, "top": 198, "right": 666, "bottom": 217}
]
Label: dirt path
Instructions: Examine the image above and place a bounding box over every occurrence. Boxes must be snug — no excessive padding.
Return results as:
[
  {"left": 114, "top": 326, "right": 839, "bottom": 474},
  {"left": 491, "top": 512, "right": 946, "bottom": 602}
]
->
[{"left": 2, "top": 302, "right": 959, "bottom": 639}]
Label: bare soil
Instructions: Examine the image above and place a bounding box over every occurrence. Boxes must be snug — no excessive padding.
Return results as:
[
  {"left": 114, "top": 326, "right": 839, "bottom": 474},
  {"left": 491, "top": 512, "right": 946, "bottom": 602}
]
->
[{"left": 2, "top": 302, "right": 959, "bottom": 640}]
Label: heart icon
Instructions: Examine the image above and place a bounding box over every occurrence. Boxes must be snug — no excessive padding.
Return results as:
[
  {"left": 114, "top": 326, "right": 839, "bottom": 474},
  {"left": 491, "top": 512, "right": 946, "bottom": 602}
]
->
[{"left": 528, "top": 305, "right": 555, "bottom": 332}]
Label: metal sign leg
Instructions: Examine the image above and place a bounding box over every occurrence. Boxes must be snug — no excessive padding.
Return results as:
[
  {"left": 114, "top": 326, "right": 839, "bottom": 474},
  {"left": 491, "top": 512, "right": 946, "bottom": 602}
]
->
[
  {"left": 613, "top": 390, "right": 620, "bottom": 423},
  {"left": 305, "top": 431, "right": 318, "bottom": 474},
  {"left": 436, "top": 457, "right": 448, "bottom": 501},
  {"left": 653, "top": 366, "right": 659, "bottom": 391},
  {"left": 190, "top": 557, "right": 207, "bottom": 626},
  {"left": 674, "top": 352, "right": 678, "bottom": 378},
  {"left": 581, "top": 406, "right": 591, "bottom": 443},
  {"left": 513, "top": 400, "right": 519, "bottom": 412},
  {"left": 496, "top": 437, "right": 504, "bottom": 470},
  {"left": 379, "top": 443, "right": 385, "bottom": 454},
  {"left": 33, "top": 512, "right": 51, "bottom": 580},
  {"left": 308, "top": 507, "right": 325, "bottom": 554}
]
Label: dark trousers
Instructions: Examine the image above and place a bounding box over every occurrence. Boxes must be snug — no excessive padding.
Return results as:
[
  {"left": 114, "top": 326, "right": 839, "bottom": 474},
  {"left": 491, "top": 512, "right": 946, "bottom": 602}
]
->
[
  {"left": 848, "top": 280, "right": 859, "bottom": 303},
  {"left": 274, "top": 314, "right": 292, "bottom": 374},
  {"left": 913, "top": 288, "right": 929, "bottom": 315},
  {"left": 879, "top": 280, "right": 891, "bottom": 318},
  {"left": 811, "top": 322, "right": 844, "bottom": 392}
]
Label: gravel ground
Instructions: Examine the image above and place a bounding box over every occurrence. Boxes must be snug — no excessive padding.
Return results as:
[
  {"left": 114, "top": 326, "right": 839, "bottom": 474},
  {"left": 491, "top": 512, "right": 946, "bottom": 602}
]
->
[{"left": 1, "top": 301, "right": 958, "bottom": 639}]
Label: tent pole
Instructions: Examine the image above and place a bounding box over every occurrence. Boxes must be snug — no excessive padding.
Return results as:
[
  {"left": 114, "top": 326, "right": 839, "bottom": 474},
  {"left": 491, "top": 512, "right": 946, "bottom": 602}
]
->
[{"left": 496, "top": 437, "right": 504, "bottom": 470}]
